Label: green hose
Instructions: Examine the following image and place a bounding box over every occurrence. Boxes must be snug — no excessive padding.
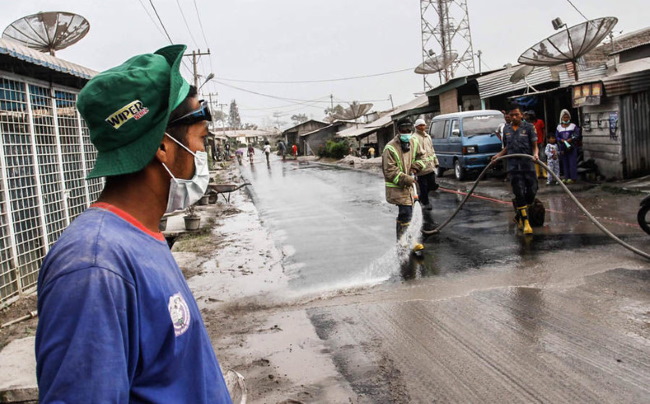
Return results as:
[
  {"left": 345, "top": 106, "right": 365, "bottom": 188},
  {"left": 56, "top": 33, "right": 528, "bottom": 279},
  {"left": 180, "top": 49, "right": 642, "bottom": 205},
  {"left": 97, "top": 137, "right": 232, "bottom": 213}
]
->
[{"left": 422, "top": 153, "right": 650, "bottom": 261}]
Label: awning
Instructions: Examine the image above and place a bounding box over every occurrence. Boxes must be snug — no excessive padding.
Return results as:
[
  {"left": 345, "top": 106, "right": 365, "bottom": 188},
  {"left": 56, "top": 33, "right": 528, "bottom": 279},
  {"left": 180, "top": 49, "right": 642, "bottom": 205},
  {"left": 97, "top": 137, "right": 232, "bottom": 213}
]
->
[{"left": 426, "top": 76, "right": 468, "bottom": 96}]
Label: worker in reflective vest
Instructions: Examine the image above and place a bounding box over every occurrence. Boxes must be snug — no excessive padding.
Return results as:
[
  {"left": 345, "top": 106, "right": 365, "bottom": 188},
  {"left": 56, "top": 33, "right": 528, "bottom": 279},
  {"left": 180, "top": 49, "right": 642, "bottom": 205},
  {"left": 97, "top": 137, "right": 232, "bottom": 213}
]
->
[
  {"left": 413, "top": 118, "right": 439, "bottom": 231},
  {"left": 382, "top": 117, "right": 425, "bottom": 241}
]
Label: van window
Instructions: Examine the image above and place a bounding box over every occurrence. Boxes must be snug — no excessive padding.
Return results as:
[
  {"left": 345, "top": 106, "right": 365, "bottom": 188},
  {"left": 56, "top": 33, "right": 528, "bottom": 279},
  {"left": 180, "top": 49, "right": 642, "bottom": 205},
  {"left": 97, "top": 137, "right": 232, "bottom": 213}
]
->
[
  {"left": 450, "top": 120, "right": 460, "bottom": 137},
  {"left": 430, "top": 120, "right": 446, "bottom": 139},
  {"left": 462, "top": 115, "right": 504, "bottom": 137}
]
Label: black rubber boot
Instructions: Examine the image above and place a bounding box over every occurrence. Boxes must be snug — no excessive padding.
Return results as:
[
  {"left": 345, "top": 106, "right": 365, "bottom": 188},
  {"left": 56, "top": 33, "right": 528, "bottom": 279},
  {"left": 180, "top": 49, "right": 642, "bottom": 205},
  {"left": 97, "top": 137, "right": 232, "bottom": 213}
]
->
[{"left": 421, "top": 205, "right": 437, "bottom": 232}]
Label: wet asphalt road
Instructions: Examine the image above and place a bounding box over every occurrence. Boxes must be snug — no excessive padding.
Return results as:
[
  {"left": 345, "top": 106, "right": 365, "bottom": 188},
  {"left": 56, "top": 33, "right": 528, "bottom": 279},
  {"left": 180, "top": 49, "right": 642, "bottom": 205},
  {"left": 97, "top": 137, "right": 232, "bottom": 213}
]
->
[{"left": 237, "top": 153, "right": 650, "bottom": 402}]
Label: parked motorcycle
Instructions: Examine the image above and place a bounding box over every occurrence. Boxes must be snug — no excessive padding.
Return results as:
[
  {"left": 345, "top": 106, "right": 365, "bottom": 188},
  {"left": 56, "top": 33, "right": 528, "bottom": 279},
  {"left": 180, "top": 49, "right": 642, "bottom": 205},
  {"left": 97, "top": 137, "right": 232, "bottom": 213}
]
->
[{"left": 638, "top": 194, "right": 650, "bottom": 235}]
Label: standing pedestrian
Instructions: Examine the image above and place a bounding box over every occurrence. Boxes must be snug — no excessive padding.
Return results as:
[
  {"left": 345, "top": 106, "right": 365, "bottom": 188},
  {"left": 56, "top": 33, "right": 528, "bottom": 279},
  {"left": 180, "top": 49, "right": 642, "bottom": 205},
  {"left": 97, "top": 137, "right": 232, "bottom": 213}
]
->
[
  {"left": 291, "top": 144, "right": 298, "bottom": 158},
  {"left": 263, "top": 140, "right": 271, "bottom": 164},
  {"left": 247, "top": 144, "right": 255, "bottom": 163},
  {"left": 34, "top": 45, "right": 232, "bottom": 403},
  {"left": 545, "top": 133, "right": 560, "bottom": 185},
  {"left": 278, "top": 140, "right": 287, "bottom": 160},
  {"left": 525, "top": 110, "right": 547, "bottom": 180},
  {"left": 555, "top": 109, "right": 580, "bottom": 184},
  {"left": 413, "top": 118, "right": 439, "bottom": 231},
  {"left": 382, "top": 117, "right": 425, "bottom": 241},
  {"left": 368, "top": 146, "right": 375, "bottom": 159},
  {"left": 495, "top": 110, "right": 511, "bottom": 147},
  {"left": 491, "top": 106, "right": 539, "bottom": 235}
]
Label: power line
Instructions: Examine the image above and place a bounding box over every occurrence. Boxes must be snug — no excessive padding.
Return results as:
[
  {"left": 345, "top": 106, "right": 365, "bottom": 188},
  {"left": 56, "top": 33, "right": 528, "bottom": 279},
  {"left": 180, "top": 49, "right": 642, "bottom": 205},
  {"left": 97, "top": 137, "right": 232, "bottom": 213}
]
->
[
  {"left": 565, "top": 0, "right": 589, "bottom": 21},
  {"left": 145, "top": 0, "right": 194, "bottom": 77},
  {"left": 137, "top": 0, "right": 167, "bottom": 39},
  {"left": 216, "top": 67, "right": 413, "bottom": 84},
  {"left": 192, "top": 0, "right": 211, "bottom": 50},
  {"left": 213, "top": 79, "right": 334, "bottom": 104},
  {"left": 175, "top": 0, "right": 200, "bottom": 49},
  {"left": 147, "top": 0, "right": 174, "bottom": 44}
]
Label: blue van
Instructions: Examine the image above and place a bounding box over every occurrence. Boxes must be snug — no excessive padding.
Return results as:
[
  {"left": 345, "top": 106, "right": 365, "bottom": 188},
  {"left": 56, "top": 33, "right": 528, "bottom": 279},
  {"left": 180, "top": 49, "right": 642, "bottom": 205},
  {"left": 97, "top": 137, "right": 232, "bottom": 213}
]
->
[{"left": 429, "top": 110, "right": 504, "bottom": 180}]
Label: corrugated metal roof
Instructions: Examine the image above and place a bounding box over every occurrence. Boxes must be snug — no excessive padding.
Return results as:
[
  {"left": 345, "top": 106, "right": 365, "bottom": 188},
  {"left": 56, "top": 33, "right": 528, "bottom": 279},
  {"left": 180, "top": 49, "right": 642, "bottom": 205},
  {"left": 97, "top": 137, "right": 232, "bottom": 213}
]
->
[
  {"left": 599, "top": 57, "right": 650, "bottom": 96},
  {"left": 603, "top": 70, "right": 650, "bottom": 96},
  {"left": 336, "top": 125, "right": 377, "bottom": 139},
  {"left": 0, "top": 37, "right": 97, "bottom": 79},
  {"left": 476, "top": 65, "right": 558, "bottom": 99}
]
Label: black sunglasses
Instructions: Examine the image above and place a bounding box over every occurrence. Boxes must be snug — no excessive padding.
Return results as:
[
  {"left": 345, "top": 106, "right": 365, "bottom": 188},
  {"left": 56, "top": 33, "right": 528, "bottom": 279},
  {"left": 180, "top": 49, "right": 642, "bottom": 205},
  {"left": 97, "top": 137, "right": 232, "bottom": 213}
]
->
[{"left": 168, "top": 100, "right": 212, "bottom": 126}]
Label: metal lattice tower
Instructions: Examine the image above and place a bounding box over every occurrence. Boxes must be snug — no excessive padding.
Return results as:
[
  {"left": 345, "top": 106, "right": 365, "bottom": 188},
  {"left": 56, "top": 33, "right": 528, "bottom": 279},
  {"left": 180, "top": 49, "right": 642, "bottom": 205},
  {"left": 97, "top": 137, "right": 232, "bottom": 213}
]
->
[{"left": 420, "top": 0, "right": 476, "bottom": 90}]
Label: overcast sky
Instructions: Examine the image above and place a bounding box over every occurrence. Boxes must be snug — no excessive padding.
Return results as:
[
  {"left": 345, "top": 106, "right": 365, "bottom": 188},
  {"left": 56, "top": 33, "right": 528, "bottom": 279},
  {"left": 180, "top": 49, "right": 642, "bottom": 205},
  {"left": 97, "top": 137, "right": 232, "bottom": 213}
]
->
[{"left": 1, "top": 0, "right": 646, "bottom": 127}]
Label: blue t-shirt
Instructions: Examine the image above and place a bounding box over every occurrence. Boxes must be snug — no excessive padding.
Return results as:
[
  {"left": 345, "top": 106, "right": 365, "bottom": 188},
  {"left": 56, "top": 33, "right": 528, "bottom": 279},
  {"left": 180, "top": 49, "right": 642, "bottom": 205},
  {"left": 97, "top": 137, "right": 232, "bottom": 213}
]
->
[{"left": 35, "top": 204, "right": 232, "bottom": 403}]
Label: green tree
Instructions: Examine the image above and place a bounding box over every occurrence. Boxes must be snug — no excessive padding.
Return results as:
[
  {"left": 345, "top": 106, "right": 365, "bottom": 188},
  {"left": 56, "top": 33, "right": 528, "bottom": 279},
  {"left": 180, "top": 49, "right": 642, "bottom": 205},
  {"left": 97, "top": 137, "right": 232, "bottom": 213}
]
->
[{"left": 228, "top": 100, "right": 241, "bottom": 129}]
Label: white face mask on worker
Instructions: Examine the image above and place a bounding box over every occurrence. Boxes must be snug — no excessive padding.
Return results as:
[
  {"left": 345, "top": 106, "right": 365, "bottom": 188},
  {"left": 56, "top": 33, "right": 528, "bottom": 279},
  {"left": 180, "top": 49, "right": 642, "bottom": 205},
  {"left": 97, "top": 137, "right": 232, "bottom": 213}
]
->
[{"left": 161, "top": 133, "right": 210, "bottom": 214}]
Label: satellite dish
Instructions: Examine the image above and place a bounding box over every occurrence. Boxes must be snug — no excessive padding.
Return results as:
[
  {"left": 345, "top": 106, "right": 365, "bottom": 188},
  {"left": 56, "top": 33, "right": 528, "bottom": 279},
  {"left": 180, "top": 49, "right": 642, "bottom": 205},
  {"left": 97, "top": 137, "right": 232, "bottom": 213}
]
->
[
  {"left": 414, "top": 52, "right": 458, "bottom": 74},
  {"left": 518, "top": 17, "right": 617, "bottom": 80},
  {"left": 510, "top": 65, "right": 537, "bottom": 93},
  {"left": 332, "top": 102, "right": 373, "bottom": 121},
  {"left": 2, "top": 11, "right": 90, "bottom": 56}
]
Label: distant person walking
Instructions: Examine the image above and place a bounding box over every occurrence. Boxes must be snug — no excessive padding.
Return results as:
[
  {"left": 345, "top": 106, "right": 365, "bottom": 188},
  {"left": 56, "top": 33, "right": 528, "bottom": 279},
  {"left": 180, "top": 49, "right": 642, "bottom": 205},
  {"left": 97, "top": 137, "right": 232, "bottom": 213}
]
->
[
  {"left": 556, "top": 109, "right": 580, "bottom": 183},
  {"left": 382, "top": 117, "right": 424, "bottom": 241},
  {"left": 247, "top": 144, "right": 255, "bottom": 163},
  {"left": 491, "top": 106, "right": 539, "bottom": 235},
  {"left": 368, "top": 146, "right": 375, "bottom": 159},
  {"left": 545, "top": 133, "right": 560, "bottom": 185},
  {"left": 263, "top": 140, "right": 271, "bottom": 164},
  {"left": 278, "top": 140, "right": 287, "bottom": 160},
  {"left": 291, "top": 144, "right": 298, "bottom": 158},
  {"left": 413, "top": 118, "right": 439, "bottom": 231}
]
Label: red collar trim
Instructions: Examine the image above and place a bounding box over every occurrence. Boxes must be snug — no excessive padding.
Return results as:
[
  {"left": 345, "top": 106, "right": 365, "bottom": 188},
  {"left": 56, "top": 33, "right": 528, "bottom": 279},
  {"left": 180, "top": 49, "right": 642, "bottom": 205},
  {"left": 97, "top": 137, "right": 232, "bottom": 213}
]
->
[{"left": 91, "top": 202, "right": 166, "bottom": 242}]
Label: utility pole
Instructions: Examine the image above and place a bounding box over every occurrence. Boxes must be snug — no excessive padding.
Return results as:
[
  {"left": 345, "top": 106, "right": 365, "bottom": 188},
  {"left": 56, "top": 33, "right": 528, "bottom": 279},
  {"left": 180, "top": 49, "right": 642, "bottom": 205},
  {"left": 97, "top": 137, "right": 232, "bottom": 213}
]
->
[
  {"left": 330, "top": 94, "right": 334, "bottom": 110},
  {"left": 389, "top": 94, "right": 394, "bottom": 110},
  {"left": 206, "top": 92, "right": 218, "bottom": 131},
  {"left": 218, "top": 103, "right": 228, "bottom": 140},
  {"left": 183, "top": 49, "right": 211, "bottom": 88},
  {"left": 476, "top": 50, "right": 482, "bottom": 74}
]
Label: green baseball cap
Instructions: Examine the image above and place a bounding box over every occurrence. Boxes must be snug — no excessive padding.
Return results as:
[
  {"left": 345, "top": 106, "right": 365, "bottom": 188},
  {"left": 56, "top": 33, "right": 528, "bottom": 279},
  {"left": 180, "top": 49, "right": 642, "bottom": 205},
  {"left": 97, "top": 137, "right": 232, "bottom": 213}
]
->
[{"left": 78, "top": 44, "right": 191, "bottom": 178}]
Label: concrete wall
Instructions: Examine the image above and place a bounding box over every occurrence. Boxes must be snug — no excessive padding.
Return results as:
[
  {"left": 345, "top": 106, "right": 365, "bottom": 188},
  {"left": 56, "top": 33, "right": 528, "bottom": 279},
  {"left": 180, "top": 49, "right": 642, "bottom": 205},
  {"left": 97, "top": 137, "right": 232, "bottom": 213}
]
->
[
  {"left": 303, "top": 126, "right": 339, "bottom": 155},
  {"left": 440, "top": 88, "right": 459, "bottom": 114},
  {"left": 581, "top": 96, "right": 623, "bottom": 179}
]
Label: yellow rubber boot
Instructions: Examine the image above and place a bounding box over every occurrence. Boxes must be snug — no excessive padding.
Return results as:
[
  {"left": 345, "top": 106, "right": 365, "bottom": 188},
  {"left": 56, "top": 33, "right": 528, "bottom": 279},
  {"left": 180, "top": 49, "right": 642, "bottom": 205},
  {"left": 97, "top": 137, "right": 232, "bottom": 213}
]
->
[{"left": 517, "top": 206, "right": 533, "bottom": 235}]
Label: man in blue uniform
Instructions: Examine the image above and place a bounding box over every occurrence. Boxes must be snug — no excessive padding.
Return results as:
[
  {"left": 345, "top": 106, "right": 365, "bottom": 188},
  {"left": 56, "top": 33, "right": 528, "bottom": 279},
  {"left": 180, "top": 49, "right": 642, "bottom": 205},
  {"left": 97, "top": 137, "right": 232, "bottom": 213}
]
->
[
  {"left": 492, "top": 106, "right": 539, "bottom": 234},
  {"left": 35, "top": 45, "right": 232, "bottom": 403}
]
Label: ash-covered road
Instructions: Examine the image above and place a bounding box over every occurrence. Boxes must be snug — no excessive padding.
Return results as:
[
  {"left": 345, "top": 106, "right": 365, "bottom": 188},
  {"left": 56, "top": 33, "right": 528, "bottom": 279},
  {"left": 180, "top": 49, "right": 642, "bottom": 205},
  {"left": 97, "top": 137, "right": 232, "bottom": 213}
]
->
[{"left": 223, "top": 154, "right": 650, "bottom": 403}]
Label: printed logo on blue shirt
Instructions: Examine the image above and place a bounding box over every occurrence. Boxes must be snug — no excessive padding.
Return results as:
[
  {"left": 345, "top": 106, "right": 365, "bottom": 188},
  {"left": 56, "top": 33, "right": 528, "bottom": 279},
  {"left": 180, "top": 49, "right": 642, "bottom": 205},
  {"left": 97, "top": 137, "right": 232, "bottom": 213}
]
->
[{"left": 168, "top": 293, "right": 191, "bottom": 336}]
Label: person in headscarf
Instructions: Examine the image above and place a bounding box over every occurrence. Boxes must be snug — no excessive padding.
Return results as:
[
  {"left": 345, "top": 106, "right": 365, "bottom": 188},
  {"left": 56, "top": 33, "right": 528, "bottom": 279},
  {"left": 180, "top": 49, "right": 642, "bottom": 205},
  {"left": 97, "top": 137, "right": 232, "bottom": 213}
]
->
[{"left": 555, "top": 109, "right": 581, "bottom": 183}]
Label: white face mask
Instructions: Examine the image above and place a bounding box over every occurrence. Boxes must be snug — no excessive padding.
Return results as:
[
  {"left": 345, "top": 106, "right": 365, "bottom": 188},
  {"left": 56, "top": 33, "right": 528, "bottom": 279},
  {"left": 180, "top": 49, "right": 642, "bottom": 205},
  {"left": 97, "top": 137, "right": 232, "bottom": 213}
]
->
[{"left": 162, "top": 134, "right": 210, "bottom": 214}]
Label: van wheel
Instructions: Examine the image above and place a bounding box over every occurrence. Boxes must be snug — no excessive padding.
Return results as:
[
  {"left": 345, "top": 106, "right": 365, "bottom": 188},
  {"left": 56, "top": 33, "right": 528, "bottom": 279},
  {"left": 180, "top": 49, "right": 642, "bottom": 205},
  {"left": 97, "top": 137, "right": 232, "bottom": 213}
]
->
[
  {"left": 454, "top": 160, "right": 466, "bottom": 181},
  {"left": 436, "top": 166, "right": 445, "bottom": 177}
]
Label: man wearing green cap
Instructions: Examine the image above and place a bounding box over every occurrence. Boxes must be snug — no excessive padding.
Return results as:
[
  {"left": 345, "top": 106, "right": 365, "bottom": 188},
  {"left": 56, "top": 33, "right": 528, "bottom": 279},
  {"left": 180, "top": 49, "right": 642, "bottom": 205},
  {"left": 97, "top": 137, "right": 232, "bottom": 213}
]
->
[{"left": 35, "top": 45, "right": 232, "bottom": 403}]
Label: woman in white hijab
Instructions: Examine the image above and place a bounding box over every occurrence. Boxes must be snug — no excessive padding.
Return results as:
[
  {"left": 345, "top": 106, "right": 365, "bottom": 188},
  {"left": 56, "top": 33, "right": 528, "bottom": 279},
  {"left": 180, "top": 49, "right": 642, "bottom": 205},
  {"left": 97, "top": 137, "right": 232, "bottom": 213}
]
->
[{"left": 555, "top": 109, "right": 581, "bottom": 183}]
